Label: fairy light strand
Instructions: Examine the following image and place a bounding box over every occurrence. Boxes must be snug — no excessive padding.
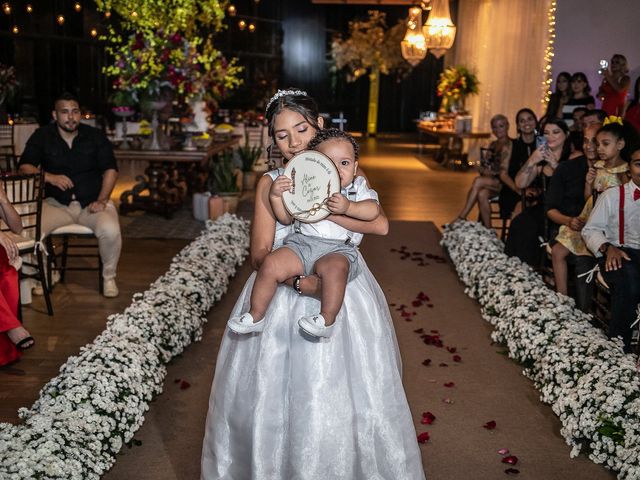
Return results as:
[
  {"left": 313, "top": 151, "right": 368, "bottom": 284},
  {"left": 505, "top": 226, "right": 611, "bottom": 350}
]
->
[{"left": 541, "top": 0, "right": 557, "bottom": 113}]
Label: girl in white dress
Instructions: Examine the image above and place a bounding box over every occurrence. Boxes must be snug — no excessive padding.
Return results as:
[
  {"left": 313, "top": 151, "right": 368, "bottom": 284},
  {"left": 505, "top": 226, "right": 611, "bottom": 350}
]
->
[{"left": 200, "top": 89, "right": 425, "bottom": 480}]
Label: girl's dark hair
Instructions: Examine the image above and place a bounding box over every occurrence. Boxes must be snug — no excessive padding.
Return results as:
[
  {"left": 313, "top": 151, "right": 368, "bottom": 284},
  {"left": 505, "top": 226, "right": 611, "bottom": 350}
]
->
[
  {"left": 555, "top": 72, "right": 571, "bottom": 93},
  {"left": 570, "top": 72, "right": 591, "bottom": 95},
  {"left": 515, "top": 108, "right": 538, "bottom": 135},
  {"left": 597, "top": 121, "right": 640, "bottom": 162},
  {"left": 307, "top": 128, "right": 359, "bottom": 160},
  {"left": 542, "top": 117, "right": 572, "bottom": 162},
  {"left": 265, "top": 89, "right": 321, "bottom": 140}
]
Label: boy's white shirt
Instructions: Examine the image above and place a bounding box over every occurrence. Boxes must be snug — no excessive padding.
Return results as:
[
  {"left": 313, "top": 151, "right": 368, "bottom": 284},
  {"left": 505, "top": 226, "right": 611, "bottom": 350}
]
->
[
  {"left": 297, "top": 175, "right": 378, "bottom": 246},
  {"left": 582, "top": 180, "right": 640, "bottom": 256}
]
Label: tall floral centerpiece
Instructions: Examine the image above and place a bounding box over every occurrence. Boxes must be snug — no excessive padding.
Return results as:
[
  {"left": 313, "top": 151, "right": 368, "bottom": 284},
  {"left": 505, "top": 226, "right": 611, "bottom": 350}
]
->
[
  {"left": 99, "top": 0, "right": 242, "bottom": 147},
  {"left": 331, "top": 11, "right": 413, "bottom": 136},
  {"left": 437, "top": 65, "right": 479, "bottom": 113}
]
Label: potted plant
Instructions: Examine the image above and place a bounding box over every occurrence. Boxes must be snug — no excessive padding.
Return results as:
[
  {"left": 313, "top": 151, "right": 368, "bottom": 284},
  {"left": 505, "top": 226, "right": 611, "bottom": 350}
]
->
[
  {"left": 207, "top": 149, "right": 241, "bottom": 213},
  {"left": 237, "top": 141, "right": 263, "bottom": 190}
]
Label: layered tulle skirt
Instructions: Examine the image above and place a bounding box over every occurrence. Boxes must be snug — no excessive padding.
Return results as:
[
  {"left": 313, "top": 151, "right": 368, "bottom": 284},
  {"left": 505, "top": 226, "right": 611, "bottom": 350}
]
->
[{"left": 201, "top": 255, "right": 425, "bottom": 479}]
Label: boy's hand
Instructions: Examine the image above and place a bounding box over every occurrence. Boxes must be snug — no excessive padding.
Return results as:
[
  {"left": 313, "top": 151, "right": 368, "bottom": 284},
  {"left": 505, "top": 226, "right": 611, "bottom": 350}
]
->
[
  {"left": 270, "top": 175, "right": 292, "bottom": 199},
  {"left": 327, "top": 193, "right": 350, "bottom": 214}
]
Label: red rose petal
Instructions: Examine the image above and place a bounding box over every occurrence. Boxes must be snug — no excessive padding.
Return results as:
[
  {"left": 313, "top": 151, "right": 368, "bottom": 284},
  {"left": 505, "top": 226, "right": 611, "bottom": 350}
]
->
[
  {"left": 439, "top": 362, "right": 448, "bottom": 367},
  {"left": 430, "top": 329, "right": 439, "bottom": 333},
  {"left": 421, "top": 412, "right": 436, "bottom": 424},
  {"left": 414, "top": 328, "right": 425, "bottom": 334},
  {"left": 180, "top": 380, "right": 191, "bottom": 390},
  {"left": 498, "top": 448, "right": 510, "bottom": 455},
  {"left": 174, "top": 378, "right": 181, "bottom": 383},
  {"left": 389, "top": 303, "right": 396, "bottom": 307},
  {"left": 444, "top": 382, "right": 455, "bottom": 388},
  {"left": 446, "top": 347, "right": 457, "bottom": 353},
  {"left": 412, "top": 300, "right": 423, "bottom": 307},
  {"left": 401, "top": 311, "right": 412, "bottom": 317},
  {"left": 505, "top": 468, "right": 520, "bottom": 475},
  {"left": 417, "top": 432, "right": 430, "bottom": 443},
  {"left": 427, "top": 304, "right": 434, "bottom": 308},
  {"left": 390, "top": 248, "right": 397, "bottom": 252},
  {"left": 453, "top": 355, "right": 462, "bottom": 362},
  {"left": 501, "top": 456, "right": 518, "bottom": 465},
  {"left": 483, "top": 420, "right": 497, "bottom": 430},
  {"left": 422, "top": 359, "right": 432, "bottom": 366}
]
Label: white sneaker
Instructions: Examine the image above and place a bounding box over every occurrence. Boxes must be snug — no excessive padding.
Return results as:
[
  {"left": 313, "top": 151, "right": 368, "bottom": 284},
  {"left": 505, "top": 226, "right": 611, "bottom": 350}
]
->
[
  {"left": 103, "top": 278, "right": 119, "bottom": 298},
  {"left": 298, "top": 314, "right": 334, "bottom": 338},
  {"left": 227, "top": 312, "right": 265, "bottom": 334}
]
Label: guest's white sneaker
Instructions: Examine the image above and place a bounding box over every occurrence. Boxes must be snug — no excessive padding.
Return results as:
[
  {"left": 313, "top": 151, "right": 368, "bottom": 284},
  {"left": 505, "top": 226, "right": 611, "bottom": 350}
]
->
[
  {"left": 298, "top": 314, "right": 334, "bottom": 338},
  {"left": 103, "top": 278, "right": 119, "bottom": 298},
  {"left": 227, "top": 313, "right": 265, "bottom": 334}
]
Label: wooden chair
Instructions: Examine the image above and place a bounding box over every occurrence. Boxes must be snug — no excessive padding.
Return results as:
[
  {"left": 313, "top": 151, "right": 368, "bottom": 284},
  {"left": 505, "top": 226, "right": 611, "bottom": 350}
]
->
[
  {"left": 488, "top": 195, "right": 509, "bottom": 241},
  {"left": 0, "top": 171, "right": 53, "bottom": 316},
  {"left": 46, "top": 225, "right": 103, "bottom": 294},
  {"left": 0, "top": 124, "right": 16, "bottom": 172}
]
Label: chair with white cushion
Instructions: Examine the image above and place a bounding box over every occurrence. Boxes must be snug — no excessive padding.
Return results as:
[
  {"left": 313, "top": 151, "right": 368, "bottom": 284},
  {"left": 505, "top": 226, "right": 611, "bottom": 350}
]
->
[
  {"left": 46, "top": 224, "right": 103, "bottom": 294},
  {"left": 1, "top": 171, "right": 53, "bottom": 316}
]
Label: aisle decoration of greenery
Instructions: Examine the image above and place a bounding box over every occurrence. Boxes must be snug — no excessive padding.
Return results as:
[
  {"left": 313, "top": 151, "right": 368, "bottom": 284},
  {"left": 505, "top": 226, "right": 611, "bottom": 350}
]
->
[
  {"left": 0, "top": 215, "right": 249, "bottom": 479},
  {"left": 442, "top": 220, "right": 640, "bottom": 480}
]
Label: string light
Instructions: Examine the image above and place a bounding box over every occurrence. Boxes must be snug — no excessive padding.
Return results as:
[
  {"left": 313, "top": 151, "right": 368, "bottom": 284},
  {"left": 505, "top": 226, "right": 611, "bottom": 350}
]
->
[
  {"left": 56, "top": 14, "right": 65, "bottom": 25},
  {"left": 541, "top": 0, "right": 557, "bottom": 112},
  {"left": 104, "top": 10, "right": 111, "bottom": 18},
  {"left": 130, "top": 11, "right": 138, "bottom": 18},
  {"left": 74, "top": 2, "right": 81, "bottom": 12},
  {"left": 12, "top": 25, "right": 18, "bottom": 34},
  {"left": 25, "top": 3, "right": 32, "bottom": 13},
  {"left": 90, "top": 27, "right": 98, "bottom": 37},
  {"left": 2, "top": 3, "right": 10, "bottom": 15},
  {"left": 238, "top": 19, "right": 246, "bottom": 30},
  {"left": 227, "top": 4, "right": 236, "bottom": 16},
  {"left": 248, "top": 23, "right": 256, "bottom": 33}
]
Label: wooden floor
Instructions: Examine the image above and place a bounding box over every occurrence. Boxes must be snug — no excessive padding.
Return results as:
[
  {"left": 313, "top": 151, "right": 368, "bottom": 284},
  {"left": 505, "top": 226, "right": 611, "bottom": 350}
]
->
[{"left": 0, "top": 134, "right": 477, "bottom": 422}]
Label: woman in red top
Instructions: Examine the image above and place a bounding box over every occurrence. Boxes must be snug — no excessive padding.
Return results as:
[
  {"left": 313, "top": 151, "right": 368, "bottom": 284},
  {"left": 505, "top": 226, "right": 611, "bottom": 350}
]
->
[
  {"left": 598, "top": 54, "right": 630, "bottom": 116},
  {"left": 0, "top": 183, "right": 35, "bottom": 366},
  {"left": 624, "top": 76, "right": 640, "bottom": 133}
]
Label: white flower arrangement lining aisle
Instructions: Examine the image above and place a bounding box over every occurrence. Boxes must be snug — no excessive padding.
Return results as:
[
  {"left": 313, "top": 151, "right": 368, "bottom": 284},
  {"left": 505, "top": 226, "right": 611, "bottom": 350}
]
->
[
  {"left": 0, "top": 214, "right": 250, "bottom": 479},
  {"left": 442, "top": 221, "right": 640, "bottom": 480}
]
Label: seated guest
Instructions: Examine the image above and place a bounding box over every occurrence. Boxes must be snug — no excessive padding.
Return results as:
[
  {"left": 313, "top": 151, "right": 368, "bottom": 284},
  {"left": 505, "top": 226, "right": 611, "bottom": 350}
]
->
[
  {"left": 571, "top": 107, "right": 588, "bottom": 132},
  {"left": 562, "top": 73, "right": 596, "bottom": 129},
  {"left": 624, "top": 76, "right": 640, "bottom": 133},
  {"left": 0, "top": 183, "right": 35, "bottom": 366},
  {"left": 505, "top": 118, "right": 572, "bottom": 266},
  {"left": 19, "top": 92, "right": 121, "bottom": 297},
  {"left": 581, "top": 109, "right": 608, "bottom": 130},
  {"left": 498, "top": 108, "right": 537, "bottom": 219},
  {"left": 546, "top": 124, "right": 600, "bottom": 311},
  {"left": 582, "top": 146, "right": 640, "bottom": 352},
  {"left": 449, "top": 114, "right": 512, "bottom": 228}
]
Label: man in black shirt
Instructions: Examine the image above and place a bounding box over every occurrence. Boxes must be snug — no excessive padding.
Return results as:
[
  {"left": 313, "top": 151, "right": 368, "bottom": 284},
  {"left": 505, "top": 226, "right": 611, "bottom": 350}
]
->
[{"left": 19, "top": 92, "right": 121, "bottom": 297}]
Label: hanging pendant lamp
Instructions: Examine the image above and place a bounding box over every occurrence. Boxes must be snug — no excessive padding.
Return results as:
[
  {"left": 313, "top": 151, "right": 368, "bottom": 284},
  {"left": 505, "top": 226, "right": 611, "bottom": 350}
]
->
[
  {"left": 423, "top": 0, "right": 456, "bottom": 59},
  {"left": 400, "top": 7, "right": 428, "bottom": 66}
]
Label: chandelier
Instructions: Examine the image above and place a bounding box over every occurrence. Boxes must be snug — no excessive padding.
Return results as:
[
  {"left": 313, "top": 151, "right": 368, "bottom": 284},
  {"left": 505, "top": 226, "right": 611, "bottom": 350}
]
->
[
  {"left": 423, "top": 0, "right": 456, "bottom": 59},
  {"left": 400, "top": 6, "right": 427, "bottom": 66}
]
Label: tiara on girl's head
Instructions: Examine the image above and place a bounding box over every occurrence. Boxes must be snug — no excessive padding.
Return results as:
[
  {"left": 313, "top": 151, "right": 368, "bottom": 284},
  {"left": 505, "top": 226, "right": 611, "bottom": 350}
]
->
[
  {"left": 265, "top": 89, "right": 308, "bottom": 114},
  {"left": 603, "top": 115, "right": 623, "bottom": 126}
]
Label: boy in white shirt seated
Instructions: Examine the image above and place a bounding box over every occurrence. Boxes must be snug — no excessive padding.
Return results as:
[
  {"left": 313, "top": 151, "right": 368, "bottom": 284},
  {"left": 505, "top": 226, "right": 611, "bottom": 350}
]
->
[{"left": 582, "top": 147, "right": 640, "bottom": 351}]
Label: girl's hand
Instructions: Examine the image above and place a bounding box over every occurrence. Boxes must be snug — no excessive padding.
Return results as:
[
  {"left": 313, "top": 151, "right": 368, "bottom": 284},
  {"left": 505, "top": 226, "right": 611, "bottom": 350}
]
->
[
  {"left": 327, "top": 193, "right": 350, "bottom": 214},
  {"left": 269, "top": 175, "right": 292, "bottom": 199},
  {"left": 585, "top": 167, "right": 597, "bottom": 185},
  {"left": 0, "top": 232, "right": 19, "bottom": 262},
  {"left": 568, "top": 217, "right": 585, "bottom": 232}
]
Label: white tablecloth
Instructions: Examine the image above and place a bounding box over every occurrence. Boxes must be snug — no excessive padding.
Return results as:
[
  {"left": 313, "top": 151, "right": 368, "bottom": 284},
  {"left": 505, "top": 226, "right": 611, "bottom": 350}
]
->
[{"left": 13, "top": 123, "right": 39, "bottom": 156}]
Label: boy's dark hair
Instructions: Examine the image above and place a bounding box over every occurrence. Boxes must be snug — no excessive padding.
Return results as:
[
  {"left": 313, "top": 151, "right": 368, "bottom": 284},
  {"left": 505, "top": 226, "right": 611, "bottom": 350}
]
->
[
  {"left": 583, "top": 109, "right": 607, "bottom": 123},
  {"left": 307, "top": 128, "right": 359, "bottom": 160},
  {"left": 54, "top": 91, "right": 79, "bottom": 106}
]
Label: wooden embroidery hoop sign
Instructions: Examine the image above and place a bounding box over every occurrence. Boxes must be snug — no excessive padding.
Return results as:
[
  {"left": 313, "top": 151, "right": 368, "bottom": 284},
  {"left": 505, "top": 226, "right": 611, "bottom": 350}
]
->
[{"left": 282, "top": 150, "right": 340, "bottom": 223}]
